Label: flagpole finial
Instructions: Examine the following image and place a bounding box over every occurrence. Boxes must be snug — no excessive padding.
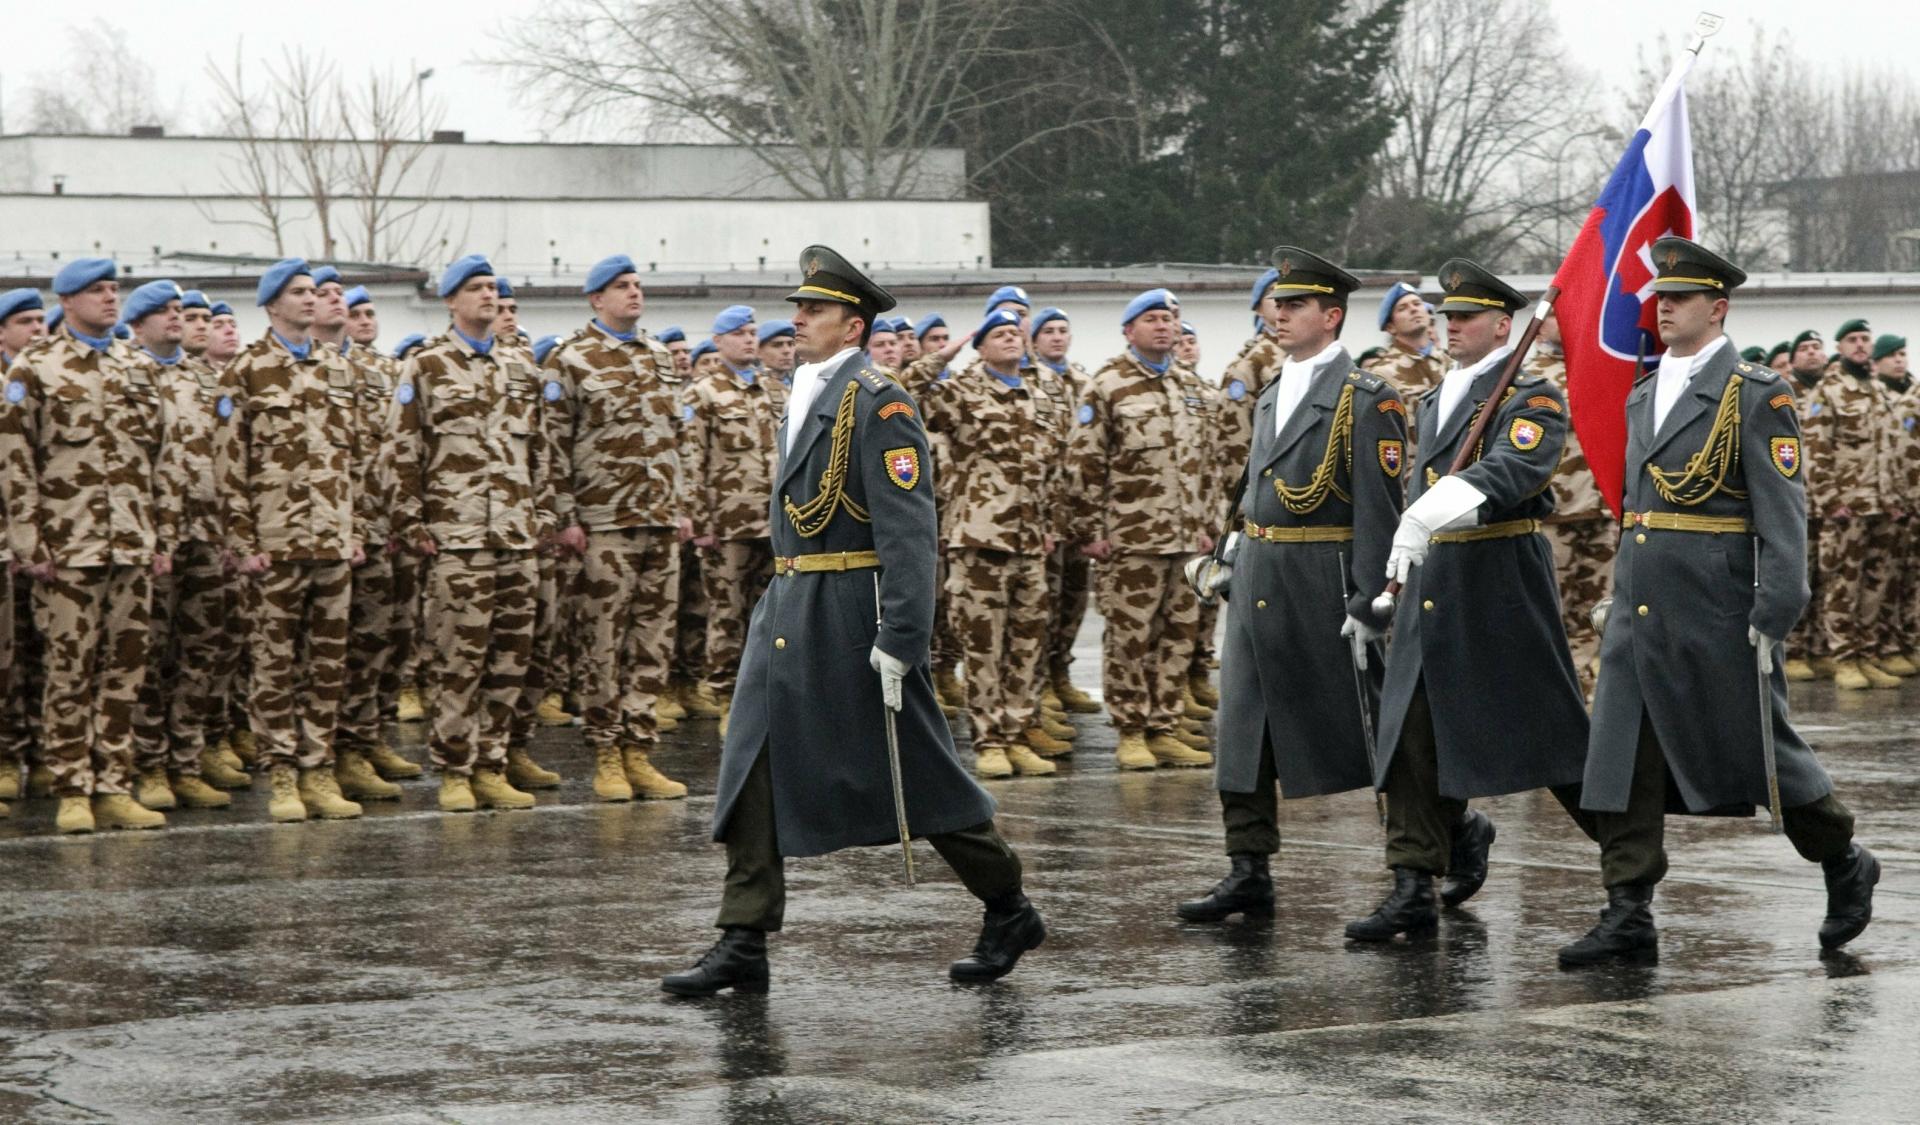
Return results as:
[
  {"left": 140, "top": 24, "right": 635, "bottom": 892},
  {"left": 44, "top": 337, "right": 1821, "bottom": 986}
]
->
[{"left": 1688, "top": 11, "right": 1725, "bottom": 53}]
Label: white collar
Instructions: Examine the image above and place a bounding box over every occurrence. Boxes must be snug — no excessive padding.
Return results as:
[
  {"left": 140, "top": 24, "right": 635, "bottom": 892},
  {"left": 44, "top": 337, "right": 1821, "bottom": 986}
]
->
[
  {"left": 1278, "top": 340, "right": 1345, "bottom": 378},
  {"left": 1658, "top": 334, "right": 1729, "bottom": 376}
]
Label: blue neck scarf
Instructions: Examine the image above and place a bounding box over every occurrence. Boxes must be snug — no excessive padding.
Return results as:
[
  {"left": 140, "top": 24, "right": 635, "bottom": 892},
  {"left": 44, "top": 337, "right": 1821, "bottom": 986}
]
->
[
  {"left": 984, "top": 363, "right": 1023, "bottom": 388},
  {"left": 1036, "top": 356, "right": 1068, "bottom": 375},
  {"left": 453, "top": 327, "right": 494, "bottom": 356},
  {"left": 70, "top": 328, "right": 114, "bottom": 353},
  {"left": 729, "top": 363, "right": 757, "bottom": 385},
  {"left": 593, "top": 319, "right": 637, "bottom": 343},
  {"left": 1130, "top": 347, "right": 1170, "bottom": 375},
  {"left": 273, "top": 330, "right": 312, "bottom": 361},
  {"left": 143, "top": 345, "right": 183, "bottom": 366}
]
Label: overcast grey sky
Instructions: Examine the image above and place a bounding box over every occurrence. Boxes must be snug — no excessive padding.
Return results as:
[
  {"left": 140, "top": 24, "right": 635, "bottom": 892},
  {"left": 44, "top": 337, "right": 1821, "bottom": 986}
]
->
[{"left": 0, "top": 1, "right": 1904, "bottom": 144}]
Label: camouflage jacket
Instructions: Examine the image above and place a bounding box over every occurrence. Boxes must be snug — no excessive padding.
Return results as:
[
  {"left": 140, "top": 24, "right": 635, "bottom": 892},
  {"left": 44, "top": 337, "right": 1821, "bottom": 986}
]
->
[
  {"left": 394, "top": 331, "right": 557, "bottom": 551},
  {"left": 904, "top": 356, "right": 1066, "bottom": 554},
  {"left": 155, "top": 354, "right": 227, "bottom": 546},
  {"left": 1066, "top": 350, "right": 1214, "bottom": 553},
  {"left": 343, "top": 343, "right": 401, "bottom": 543},
  {"left": 1214, "top": 334, "right": 1283, "bottom": 503},
  {"left": 1364, "top": 341, "right": 1449, "bottom": 405},
  {"left": 543, "top": 321, "right": 685, "bottom": 531},
  {"left": 217, "top": 331, "right": 363, "bottom": 561},
  {"left": 681, "top": 365, "right": 788, "bottom": 541},
  {"left": 1, "top": 327, "right": 172, "bottom": 567},
  {"left": 1802, "top": 360, "right": 1900, "bottom": 517},
  {"left": 1880, "top": 377, "right": 1920, "bottom": 506},
  {"left": 1030, "top": 362, "right": 1081, "bottom": 540},
  {"left": 1525, "top": 349, "right": 1608, "bottom": 521}
]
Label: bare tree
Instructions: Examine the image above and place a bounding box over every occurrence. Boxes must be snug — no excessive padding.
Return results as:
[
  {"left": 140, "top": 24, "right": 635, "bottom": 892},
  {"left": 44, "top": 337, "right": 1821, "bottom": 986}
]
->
[
  {"left": 336, "top": 70, "right": 453, "bottom": 262},
  {"left": 202, "top": 46, "right": 299, "bottom": 255},
  {"left": 22, "top": 20, "right": 178, "bottom": 134}
]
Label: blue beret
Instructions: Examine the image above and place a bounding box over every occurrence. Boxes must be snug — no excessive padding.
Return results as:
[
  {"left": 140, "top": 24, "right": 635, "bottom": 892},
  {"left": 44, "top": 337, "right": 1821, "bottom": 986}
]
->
[
  {"left": 983, "top": 285, "right": 1030, "bottom": 315},
  {"left": 1031, "top": 307, "right": 1068, "bottom": 334},
  {"left": 1122, "top": 288, "right": 1179, "bottom": 326},
  {"left": 892, "top": 315, "right": 915, "bottom": 334},
  {"left": 344, "top": 286, "right": 371, "bottom": 309},
  {"left": 757, "top": 319, "right": 795, "bottom": 344},
  {"left": 690, "top": 338, "right": 717, "bottom": 364},
  {"left": 972, "top": 307, "right": 1024, "bottom": 348},
  {"left": 532, "top": 334, "right": 561, "bottom": 365},
  {"left": 584, "top": 254, "right": 638, "bottom": 294},
  {"left": 113, "top": 323, "right": 132, "bottom": 340},
  {"left": 1378, "top": 281, "right": 1420, "bottom": 330},
  {"left": 256, "top": 258, "right": 311, "bottom": 306},
  {"left": 915, "top": 313, "right": 946, "bottom": 339},
  {"left": 46, "top": 306, "right": 63, "bottom": 331},
  {"left": 437, "top": 254, "right": 494, "bottom": 299},
  {"left": 393, "top": 332, "right": 428, "bottom": 359},
  {"left": 179, "top": 289, "right": 210, "bottom": 311},
  {"left": 657, "top": 325, "right": 686, "bottom": 345},
  {"left": 310, "top": 265, "right": 342, "bottom": 290},
  {"left": 495, "top": 277, "right": 515, "bottom": 299},
  {"left": 1250, "top": 268, "right": 1280, "bottom": 310},
  {"left": 209, "top": 301, "right": 234, "bottom": 318},
  {"left": 53, "top": 257, "right": 117, "bottom": 296},
  {"left": 712, "top": 304, "right": 756, "bottom": 335},
  {"left": 124, "top": 279, "right": 185, "bottom": 324},
  {"left": 1180, "top": 321, "right": 1197, "bottom": 337},
  {"left": 0, "top": 288, "right": 44, "bottom": 323}
]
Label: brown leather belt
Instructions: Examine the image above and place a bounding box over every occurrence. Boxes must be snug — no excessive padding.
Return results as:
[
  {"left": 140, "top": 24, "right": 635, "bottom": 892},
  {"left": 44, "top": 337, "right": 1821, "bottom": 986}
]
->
[
  {"left": 1432, "top": 518, "right": 1541, "bottom": 544},
  {"left": 773, "top": 550, "right": 881, "bottom": 576}
]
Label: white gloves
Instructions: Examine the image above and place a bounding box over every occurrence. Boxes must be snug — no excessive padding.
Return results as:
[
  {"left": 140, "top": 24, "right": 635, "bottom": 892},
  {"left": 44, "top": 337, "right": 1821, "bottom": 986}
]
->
[
  {"left": 870, "top": 646, "right": 910, "bottom": 711},
  {"left": 1749, "top": 626, "right": 1776, "bottom": 675},
  {"left": 1385, "top": 475, "right": 1488, "bottom": 584},
  {"left": 1341, "top": 614, "right": 1384, "bottom": 670}
]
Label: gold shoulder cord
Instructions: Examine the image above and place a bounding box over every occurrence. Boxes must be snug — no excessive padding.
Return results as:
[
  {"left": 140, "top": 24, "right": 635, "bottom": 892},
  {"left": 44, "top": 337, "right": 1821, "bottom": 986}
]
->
[
  {"left": 783, "top": 381, "right": 873, "bottom": 537},
  {"left": 1272, "top": 384, "right": 1355, "bottom": 514},
  {"left": 1649, "top": 374, "right": 1747, "bottom": 505}
]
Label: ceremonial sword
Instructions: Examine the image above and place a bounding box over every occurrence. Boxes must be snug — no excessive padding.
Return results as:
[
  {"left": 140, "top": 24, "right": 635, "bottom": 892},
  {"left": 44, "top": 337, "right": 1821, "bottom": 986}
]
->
[
  {"left": 1340, "top": 552, "right": 1388, "bottom": 829},
  {"left": 1753, "top": 538, "right": 1782, "bottom": 833},
  {"left": 876, "top": 575, "right": 918, "bottom": 883}
]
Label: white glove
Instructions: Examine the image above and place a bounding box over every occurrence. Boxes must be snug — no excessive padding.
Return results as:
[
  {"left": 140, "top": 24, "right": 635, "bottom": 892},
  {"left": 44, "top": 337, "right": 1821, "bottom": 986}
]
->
[
  {"left": 1341, "top": 614, "right": 1384, "bottom": 670},
  {"left": 1385, "top": 475, "right": 1489, "bottom": 584},
  {"left": 1749, "top": 626, "right": 1776, "bottom": 675},
  {"left": 870, "top": 646, "right": 910, "bottom": 712}
]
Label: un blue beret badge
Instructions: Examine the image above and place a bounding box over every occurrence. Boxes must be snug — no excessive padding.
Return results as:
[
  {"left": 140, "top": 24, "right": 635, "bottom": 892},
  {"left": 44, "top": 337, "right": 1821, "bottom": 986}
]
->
[
  {"left": 1808, "top": 402, "right": 1823, "bottom": 416},
  {"left": 395, "top": 382, "right": 416, "bottom": 406},
  {"left": 4, "top": 381, "right": 24, "bottom": 404},
  {"left": 681, "top": 404, "right": 695, "bottom": 422},
  {"left": 1226, "top": 379, "right": 1246, "bottom": 400},
  {"left": 1077, "top": 404, "right": 1095, "bottom": 425},
  {"left": 543, "top": 380, "right": 564, "bottom": 402},
  {"left": 216, "top": 395, "right": 234, "bottom": 419}
]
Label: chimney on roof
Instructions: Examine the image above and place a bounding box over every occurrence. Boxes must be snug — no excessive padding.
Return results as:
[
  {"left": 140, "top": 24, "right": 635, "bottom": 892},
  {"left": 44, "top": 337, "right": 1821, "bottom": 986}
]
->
[
  {"left": 130, "top": 125, "right": 165, "bottom": 139},
  {"left": 431, "top": 130, "right": 465, "bottom": 144}
]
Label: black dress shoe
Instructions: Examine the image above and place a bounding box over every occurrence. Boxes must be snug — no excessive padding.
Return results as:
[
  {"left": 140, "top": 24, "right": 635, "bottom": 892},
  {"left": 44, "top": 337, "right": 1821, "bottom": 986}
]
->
[
  {"left": 1344, "top": 866, "right": 1438, "bottom": 942},
  {"left": 661, "top": 927, "right": 770, "bottom": 995},
  {"left": 950, "top": 892, "right": 1046, "bottom": 982},
  {"left": 1176, "top": 853, "right": 1274, "bottom": 922},
  {"left": 1440, "top": 809, "right": 1497, "bottom": 907},
  {"left": 1819, "top": 844, "right": 1880, "bottom": 950},
  {"left": 1558, "top": 884, "right": 1657, "bottom": 967}
]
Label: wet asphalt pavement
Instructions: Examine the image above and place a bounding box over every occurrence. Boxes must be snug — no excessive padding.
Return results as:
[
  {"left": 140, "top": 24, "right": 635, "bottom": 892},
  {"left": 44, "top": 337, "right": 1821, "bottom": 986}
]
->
[{"left": 1, "top": 621, "right": 1916, "bottom": 1123}]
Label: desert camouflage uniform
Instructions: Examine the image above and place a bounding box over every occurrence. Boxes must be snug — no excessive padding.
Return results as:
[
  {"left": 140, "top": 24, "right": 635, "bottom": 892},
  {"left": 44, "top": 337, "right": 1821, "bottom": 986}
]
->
[
  {"left": 1066, "top": 351, "right": 1213, "bottom": 736},
  {"left": 335, "top": 344, "right": 402, "bottom": 759},
  {"left": 906, "top": 355, "right": 1064, "bottom": 751},
  {"left": 1785, "top": 367, "right": 1830, "bottom": 664},
  {"left": 1802, "top": 360, "right": 1900, "bottom": 666},
  {"left": 394, "top": 333, "right": 556, "bottom": 774},
  {"left": 1, "top": 327, "right": 171, "bottom": 797},
  {"left": 674, "top": 542, "right": 706, "bottom": 688},
  {"left": 1039, "top": 359, "right": 1095, "bottom": 684},
  {"left": 545, "top": 322, "right": 685, "bottom": 754},
  {"left": 683, "top": 363, "right": 788, "bottom": 698},
  {"left": 1878, "top": 376, "right": 1920, "bottom": 655},
  {"left": 218, "top": 332, "right": 361, "bottom": 772},
  {"left": 133, "top": 354, "right": 234, "bottom": 777},
  {"left": 1180, "top": 367, "right": 1225, "bottom": 678},
  {"left": 1527, "top": 347, "right": 1615, "bottom": 693},
  {"left": 1364, "top": 342, "right": 1449, "bottom": 442}
]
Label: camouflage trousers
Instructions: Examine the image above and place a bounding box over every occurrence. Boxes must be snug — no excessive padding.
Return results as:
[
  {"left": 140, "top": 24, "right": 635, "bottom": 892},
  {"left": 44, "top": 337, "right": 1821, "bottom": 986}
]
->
[
  {"left": 1545, "top": 517, "right": 1617, "bottom": 694},
  {"left": 1817, "top": 516, "right": 1884, "bottom": 664},
  {"left": 337, "top": 555, "right": 396, "bottom": 755},
  {"left": 0, "top": 568, "right": 13, "bottom": 764},
  {"left": 1096, "top": 553, "right": 1200, "bottom": 734},
  {"left": 1789, "top": 519, "right": 1831, "bottom": 661},
  {"left": 533, "top": 552, "right": 584, "bottom": 702},
  {"left": 391, "top": 553, "right": 427, "bottom": 696},
  {"left": 425, "top": 549, "right": 538, "bottom": 773},
  {"left": 133, "top": 542, "right": 233, "bottom": 775},
  {"left": 1188, "top": 599, "right": 1220, "bottom": 678},
  {"left": 1045, "top": 546, "right": 1093, "bottom": 679},
  {"left": 1904, "top": 518, "right": 1920, "bottom": 646},
  {"left": 248, "top": 559, "right": 352, "bottom": 771},
  {"left": 946, "top": 548, "right": 1050, "bottom": 749},
  {"left": 932, "top": 556, "right": 960, "bottom": 674},
  {"left": 675, "top": 541, "right": 706, "bottom": 684},
  {"left": 701, "top": 538, "right": 775, "bottom": 698},
  {"left": 580, "top": 528, "right": 681, "bottom": 751},
  {"left": 1, "top": 577, "right": 45, "bottom": 767},
  {"left": 218, "top": 573, "right": 254, "bottom": 745},
  {"left": 1864, "top": 515, "right": 1906, "bottom": 661},
  {"left": 1875, "top": 515, "right": 1919, "bottom": 658},
  {"left": 33, "top": 565, "right": 151, "bottom": 797}
]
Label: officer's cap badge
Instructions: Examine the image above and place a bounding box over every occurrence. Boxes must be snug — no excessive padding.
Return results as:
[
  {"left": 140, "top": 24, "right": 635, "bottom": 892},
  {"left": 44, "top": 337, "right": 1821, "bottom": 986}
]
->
[
  {"left": 1447, "top": 271, "right": 1463, "bottom": 291},
  {"left": 805, "top": 257, "right": 821, "bottom": 278},
  {"left": 1663, "top": 247, "right": 1680, "bottom": 270},
  {"left": 884, "top": 446, "right": 921, "bottom": 490},
  {"left": 1277, "top": 258, "right": 1293, "bottom": 277}
]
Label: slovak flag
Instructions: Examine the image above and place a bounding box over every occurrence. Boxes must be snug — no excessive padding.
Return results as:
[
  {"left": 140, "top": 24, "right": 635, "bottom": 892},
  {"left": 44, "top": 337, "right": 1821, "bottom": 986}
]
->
[{"left": 1553, "top": 48, "right": 1700, "bottom": 516}]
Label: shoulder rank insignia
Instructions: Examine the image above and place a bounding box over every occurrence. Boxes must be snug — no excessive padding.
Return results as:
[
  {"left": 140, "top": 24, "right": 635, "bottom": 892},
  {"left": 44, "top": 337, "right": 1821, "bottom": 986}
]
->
[
  {"left": 1508, "top": 417, "right": 1544, "bottom": 451},
  {"left": 1526, "top": 395, "right": 1563, "bottom": 414},
  {"left": 884, "top": 446, "right": 921, "bottom": 490},
  {"left": 1377, "top": 399, "right": 1404, "bottom": 416},
  {"left": 1426, "top": 466, "right": 1439, "bottom": 487},
  {"left": 878, "top": 401, "right": 914, "bottom": 421},
  {"left": 856, "top": 368, "right": 891, "bottom": 392},
  {"left": 1768, "top": 393, "right": 1794, "bottom": 411},
  {"left": 1377, "top": 439, "right": 1403, "bottom": 478},
  {"left": 1770, "top": 436, "right": 1800, "bottom": 478}
]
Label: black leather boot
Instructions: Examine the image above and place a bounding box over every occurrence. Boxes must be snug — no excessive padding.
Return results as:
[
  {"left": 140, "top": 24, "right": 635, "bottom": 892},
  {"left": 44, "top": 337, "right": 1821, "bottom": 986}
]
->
[
  {"left": 1558, "top": 885, "right": 1657, "bottom": 967},
  {"left": 1819, "top": 844, "right": 1880, "bottom": 950},
  {"left": 1176, "top": 853, "right": 1274, "bottom": 922},
  {"left": 1344, "top": 867, "right": 1438, "bottom": 941},
  {"left": 660, "top": 927, "right": 770, "bottom": 995},
  {"left": 1440, "top": 809, "right": 1497, "bottom": 907},
  {"left": 949, "top": 891, "right": 1046, "bottom": 983}
]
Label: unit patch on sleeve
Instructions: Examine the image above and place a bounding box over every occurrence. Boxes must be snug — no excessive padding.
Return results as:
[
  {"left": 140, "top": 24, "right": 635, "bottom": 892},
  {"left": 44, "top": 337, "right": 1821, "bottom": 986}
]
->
[
  {"left": 1377, "top": 439, "right": 1403, "bottom": 478},
  {"left": 878, "top": 401, "right": 914, "bottom": 421},
  {"left": 1768, "top": 393, "right": 1794, "bottom": 411},
  {"left": 884, "top": 446, "right": 921, "bottom": 490},
  {"left": 1526, "top": 395, "right": 1563, "bottom": 414},
  {"left": 1377, "top": 399, "right": 1404, "bottom": 416},
  {"left": 1508, "top": 417, "right": 1544, "bottom": 451},
  {"left": 1770, "top": 436, "right": 1801, "bottom": 478}
]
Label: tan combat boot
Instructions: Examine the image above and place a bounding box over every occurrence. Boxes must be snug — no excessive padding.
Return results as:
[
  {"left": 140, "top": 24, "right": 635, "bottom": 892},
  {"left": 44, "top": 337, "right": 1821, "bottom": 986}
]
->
[
  {"left": 1004, "top": 745, "right": 1058, "bottom": 777},
  {"left": 1149, "top": 732, "right": 1213, "bottom": 768},
  {"left": 1024, "top": 726, "right": 1072, "bottom": 756},
  {"left": 683, "top": 683, "right": 724, "bottom": 718},
  {"left": 592, "top": 746, "right": 633, "bottom": 802},
  {"left": 27, "top": 763, "right": 54, "bottom": 799},
  {"left": 299, "top": 767, "right": 365, "bottom": 819},
  {"left": 974, "top": 746, "right": 1014, "bottom": 778},
  {"left": 717, "top": 694, "right": 733, "bottom": 740},
  {"left": 134, "top": 768, "right": 177, "bottom": 811},
  {"left": 1041, "top": 686, "right": 1065, "bottom": 712},
  {"left": 201, "top": 752, "right": 253, "bottom": 790},
  {"left": 1861, "top": 662, "right": 1902, "bottom": 689},
  {"left": 1832, "top": 661, "right": 1871, "bottom": 690},
  {"left": 657, "top": 685, "right": 689, "bottom": 722},
  {"left": 0, "top": 764, "right": 18, "bottom": 801},
  {"left": 169, "top": 773, "right": 232, "bottom": 809},
  {"left": 936, "top": 665, "right": 966, "bottom": 708},
  {"left": 1890, "top": 653, "right": 1920, "bottom": 676},
  {"left": 95, "top": 793, "right": 166, "bottom": 830},
  {"left": 56, "top": 795, "right": 95, "bottom": 834},
  {"left": 395, "top": 686, "right": 427, "bottom": 723},
  {"left": 506, "top": 747, "right": 562, "bottom": 790},
  {"left": 1810, "top": 657, "right": 1839, "bottom": 679},
  {"left": 1188, "top": 674, "right": 1220, "bottom": 709},
  {"left": 472, "top": 767, "right": 536, "bottom": 809},
  {"left": 1115, "top": 731, "right": 1157, "bottom": 771},
  {"left": 535, "top": 692, "right": 576, "bottom": 726},
  {"left": 1181, "top": 689, "right": 1214, "bottom": 720},
  {"left": 336, "top": 751, "right": 403, "bottom": 801},
  {"left": 1172, "top": 724, "right": 1212, "bottom": 752},
  {"left": 366, "top": 742, "right": 424, "bottom": 779},
  {"left": 228, "top": 729, "right": 259, "bottom": 766},
  {"left": 439, "top": 773, "right": 477, "bottom": 813},
  {"left": 1783, "top": 658, "right": 1816, "bottom": 682},
  {"left": 208, "top": 738, "right": 245, "bottom": 772},
  {"left": 1038, "top": 713, "right": 1078, "bottom": 741},
  {"left": 267, "top": 766, "right": 307, "bottom": 822},
  {"left": 654, "top": 703, "right": 681, "bottom": 732},
  {"left": 622, "top": 747, "right": 688, "bottom": 800},
  {"left": 1052, "top": 673, "right": 1102, "bottom": 714}
]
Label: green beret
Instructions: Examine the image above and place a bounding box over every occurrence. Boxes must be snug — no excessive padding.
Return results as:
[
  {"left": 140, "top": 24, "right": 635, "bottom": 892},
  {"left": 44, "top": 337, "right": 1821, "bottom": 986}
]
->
[
  {"left": 1792, "top": 329, "right": 1823, "bottom": 350},
  {"left": 1873, "top": 333, "right": 1907, "bottom": 360},
  {"left": 1836, "top": 318, "right": 1871, "bottom": 340},
  {"left": 1740, "top": 345, "right": 1767, "bottom": 364},
  {"left": 1766, "top": 341, "right": 1791, "bottom": 363}
]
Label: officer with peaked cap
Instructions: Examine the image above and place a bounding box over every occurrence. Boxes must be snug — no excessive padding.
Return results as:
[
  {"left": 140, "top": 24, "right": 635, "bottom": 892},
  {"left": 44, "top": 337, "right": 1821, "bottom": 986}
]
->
[
  {"left": 663, "top": 245, "right": 1045, "bottom": 996},
  {"left": 1563, "top": 237, "right": 1879, "bottom": 965}
]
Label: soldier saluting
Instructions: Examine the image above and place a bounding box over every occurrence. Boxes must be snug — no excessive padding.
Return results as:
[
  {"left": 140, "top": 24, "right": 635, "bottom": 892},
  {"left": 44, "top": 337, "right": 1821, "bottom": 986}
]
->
[
  {"left": 661, "top": 246, "right": 1045, "bottom": 996},
  {"left": 1561, "top": 238, "right": 1879, "bottom": 966}
]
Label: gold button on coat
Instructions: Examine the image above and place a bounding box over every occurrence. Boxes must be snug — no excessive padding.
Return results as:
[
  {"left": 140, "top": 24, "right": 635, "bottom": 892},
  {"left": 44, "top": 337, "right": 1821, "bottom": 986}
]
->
[
  {"left": 1637, "top": 605, "right": 1649, "bottom": 617},
  {"left": 1635, "top": 533, "right": 1647, "bottom": 544},
  {"left": 1422, "top": 599, "right": 1434, "bottom": 611},
  {"left": 775, "top": 637, "right": 787, "bottom": 649},
  {"left": 1255, "top": 599, "right": 1267, "bottom": 609}
]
